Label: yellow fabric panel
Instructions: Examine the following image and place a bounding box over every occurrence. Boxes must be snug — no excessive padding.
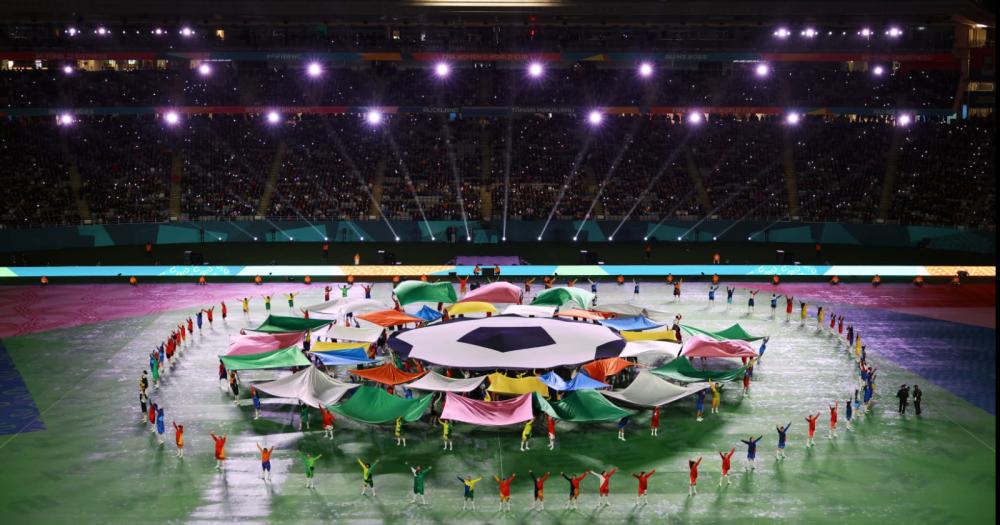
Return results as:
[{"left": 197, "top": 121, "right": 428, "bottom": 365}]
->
[
  {"left": 620, "top": 330, "right": 679, "bottom": 343},
  {"left": 311, "top": 341, "right": 368, "bottom": 352},
  {"left": 447, "top": 301, "right": 499, "bottom": 316},
  {"left": 486, "top": 373, "right": 549, "bottom": 398}
]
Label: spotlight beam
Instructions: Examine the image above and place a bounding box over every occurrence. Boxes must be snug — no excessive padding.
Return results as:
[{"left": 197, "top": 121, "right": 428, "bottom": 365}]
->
[
  {"left": 608, "top": 157, "right": 672, "bottom": 241},
  {"left": 644, "top": 187, "right": 698, "bottom": 240},
  {"left": 265, "top": 196, "right": 327, "bottom": 239},
  {"left": 609, "top": 118, "right": 702, "bottom": 240},
  {"left": 225, "top": 219, "right": 257, "bottom": 241},
  {"left": 746, "top": 215, "right": 788, "bottom": 241},
  {"left": 502, "top": 118, "right": 513, "bottom": 241},
  {"left": 537, "top": 132, "right": 593, "bottom": 240},
  {"left": 387, "top": 131, "right": 435, "bottom": 240},
  {"left": 324, "top": 120, "right": 398, "bottom": 240},
  {"left": 574, "top": 119, "right": 642, "bottom": 242},
  {"left": 440, "top": 120, "right": 472, "bottom": 242},
  {"left": 341, "top": 220, "right": 367, "bottom": 241},
  {"left": 677, "top": 172, "right": 779, "bottom": 240}
]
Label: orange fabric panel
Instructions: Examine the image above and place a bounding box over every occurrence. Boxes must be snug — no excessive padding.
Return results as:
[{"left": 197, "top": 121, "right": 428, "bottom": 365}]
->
[
  {"left": 581, "top": 357, "right": 636, "bottom": 379},
  {"left": 349, "top": 363, "right": 426, "bottom": 386}
]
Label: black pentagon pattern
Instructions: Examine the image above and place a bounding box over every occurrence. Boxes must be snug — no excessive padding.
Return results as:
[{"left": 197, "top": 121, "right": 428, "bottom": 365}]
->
[{"left": 457, "top": 326, "right": 556, "bottom": 352}]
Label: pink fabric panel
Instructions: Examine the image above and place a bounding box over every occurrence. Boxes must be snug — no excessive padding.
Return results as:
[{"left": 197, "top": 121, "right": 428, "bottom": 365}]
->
[
  {"left": 227, "top": 332, "right": 304, "bottom": 356},
  {"left": 460, "top": 282, "right": 522, "bottom": 304},
  {"left": 680, "top": 335, "right": 757, "bottom": 358},
  {"left": 440, "top": 392, "right": 534, "bottom": 426}
]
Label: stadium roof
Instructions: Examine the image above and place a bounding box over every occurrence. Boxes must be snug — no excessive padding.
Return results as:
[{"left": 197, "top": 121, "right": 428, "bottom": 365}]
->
[{"left": 0, "top": 0, "right": 992, "bottom": 25}]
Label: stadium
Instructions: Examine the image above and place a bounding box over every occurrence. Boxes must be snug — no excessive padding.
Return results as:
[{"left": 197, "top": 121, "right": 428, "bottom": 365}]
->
[{"left": 0, "top": 1, "right": 994, "bottom": 523}]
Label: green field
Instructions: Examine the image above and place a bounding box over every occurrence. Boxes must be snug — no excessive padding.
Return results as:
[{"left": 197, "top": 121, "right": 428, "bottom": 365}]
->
[{"left": 0, "top": 285, "right": 994, "bottom": 524}]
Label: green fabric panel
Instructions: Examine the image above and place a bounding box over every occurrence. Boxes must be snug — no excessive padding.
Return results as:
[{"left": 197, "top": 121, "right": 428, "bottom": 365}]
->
[
  {"left": 393, "top": 281, "right": 458, "bottom": 305},
  {"left": 329, "top": 385, "right": 433, "bottom": 423},
  {"left": 533, "top": 390, "right": 633, "bottom": 422},
  {"left": 219, "top": 346, "right": 312, "bottom": 370},
  {"left": 252, "top": 315, "right": 332, "bottom": 333},
  {"left": 650, "top": 358, "right": 748, "bottom": 383},
  {"left": 529, "top": 287, "right": 595, "bottom": 308},
  {"left": 680, "top": 323, "right": 764, "bottom": 341}
]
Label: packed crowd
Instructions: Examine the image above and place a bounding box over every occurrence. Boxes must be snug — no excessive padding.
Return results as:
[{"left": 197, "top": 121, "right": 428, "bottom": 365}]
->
[
  {"left": 0, "top": 64, "right": 960, "bottom": 109},
  {"left": 0, "top": 23, "right": 955, "bottom": 54},
  {"left": 0, "top": 112, "right": 993, "bottom": 230}
]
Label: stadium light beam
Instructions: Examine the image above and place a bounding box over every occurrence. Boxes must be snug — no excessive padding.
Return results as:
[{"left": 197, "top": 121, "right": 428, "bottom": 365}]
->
[
  {"left": 57, "top": 113, "right": 74, "bottom": 126},
  {"left": 872, "top": 65, "right": 885, "bottom": 76},
  {"left": 897, "top": 114, "right": 912, "bottom": 126},
  {"left": 773, "top": 28, "right": 791, "bottom": 39},
  {"left": 266, "top": 111, "right": 281, "bottom": 124},
  {"left": 440, "top": 121, "right": 472, "bottom": 245},
  {"left": 306, "top": 62, "right": 323, "bottom": 78},
  {"left": 608, "top": 134, "right": 694, "bottom": 241},
  {"left": 366, "top": 110, "right": 383, "bottom": 125},
  {"left": 323, "top": 119, "right": 400, "bottom": 241},
  {"left": 163, "top": 111, "right": 180, "bottom": 125},
  {"left": 387, "top": 132, "right": 434, "bottom": 244},
  {"left": 886, "top": 27, "right": 903, "bottom": 38},
  {"left": 225, "top": 220, "right": 257, "bottom": 241},
  {"left": 638, "top": 62, "right": 654, "bottom": 78},
  {"left": 180, "top": 27, "right": 194, "bottom": 37},
  {"left": 537, "top": 136, "right": 594, "bottom": 241},
  {"left": 501, "top": 118, "right": 513, "bottom": 243},
  {"left": 574, "top": 119, "right": 642, "bottom": 243},
  {"left": 755, "top": 63, "right": 770, "bottom": 77},
  {"left": 785, "top": 112, "right": 801, "bottom": 125},
  {"left": 644, "top": 187, "right": 699, "bottom": 241},
  {"left": 687, "top": 112, "right": 703, "bottom": 125},
  {"left": 587, "top": 110, "right": 603, "bottom": 126},
  {"left": 434, "top": 62, "right": 451, "bottom": 78},
  {"left": 339, "top": 221, "right": 366, "bottom": 241},
  {"left": 197, "top": 63, "right": 212, "bottom": 76}
]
